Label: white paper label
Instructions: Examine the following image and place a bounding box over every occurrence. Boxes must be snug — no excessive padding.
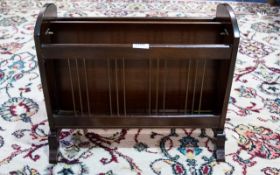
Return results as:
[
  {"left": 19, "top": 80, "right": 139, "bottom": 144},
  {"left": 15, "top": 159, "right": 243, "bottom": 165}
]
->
[{"left": 132, "top": 44, "right": 149, "bottom": 49}]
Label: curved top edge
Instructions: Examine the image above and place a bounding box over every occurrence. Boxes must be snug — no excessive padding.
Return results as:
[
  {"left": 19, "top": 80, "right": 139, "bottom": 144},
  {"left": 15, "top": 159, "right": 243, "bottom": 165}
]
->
[
  {"left": 34, "top": 3, "right": 57, "bottom": 37},
  {"left": 216, "top": 3, "right": 240, "bottom": 39}
]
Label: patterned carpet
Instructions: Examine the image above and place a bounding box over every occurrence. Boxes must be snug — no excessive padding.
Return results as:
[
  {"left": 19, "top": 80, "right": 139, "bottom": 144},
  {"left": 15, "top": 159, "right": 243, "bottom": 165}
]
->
[{"left": 0, "top": 0, "right": 280, "bottom": 174}]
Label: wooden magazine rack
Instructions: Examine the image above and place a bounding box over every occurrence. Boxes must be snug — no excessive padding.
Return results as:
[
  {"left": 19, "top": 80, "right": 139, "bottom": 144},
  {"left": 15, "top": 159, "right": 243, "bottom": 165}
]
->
[{"left": 34, "top": 3, "right": 239, "bottom": 163}]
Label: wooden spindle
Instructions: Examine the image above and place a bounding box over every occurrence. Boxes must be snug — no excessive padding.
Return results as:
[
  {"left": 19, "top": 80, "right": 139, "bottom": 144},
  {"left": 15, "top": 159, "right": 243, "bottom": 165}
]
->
[
  {"left": 184, "top": 60, "right": 191, "bottom": 114},
  {"left": 155, "top": 58, "right": 160, "bottom": 114},
  {"left": 115, "top": 58, "right": 119, "bottom": 116},
  {"left": 83, "top": 58, "right": 91, "bottom": 115},
  {"left": 191, "top": 60, "right": 199, "bottom": 114},
  {"left": 122, "top": 58, "right": 126, "bottom": 116},
  {"left": 198, "top": 60, "right": 206, "bottom": 114},
  {"left": 148, "top": 58, "right": 152, "bottom": 114},
  {"left": 107, "top": 59, "right": 112, "bottom": 115},
  {"left": 75, "top": 59, "right": 83, "bottom": 115},
  {"left": 162, "top": 59, "right": 167, "bottom": 114},
  {"left": 67, "top": 59, "right": 77, "bottom": 116}
]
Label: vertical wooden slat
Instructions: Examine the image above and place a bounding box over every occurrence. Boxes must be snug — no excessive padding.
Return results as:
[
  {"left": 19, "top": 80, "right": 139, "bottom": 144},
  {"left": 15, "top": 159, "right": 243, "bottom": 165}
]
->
[
  {"left": 184, "top": 60, "right": 191, "bottom": 114},
  {"left": 148, "top": 58, "right": 152, "bottom": 114},
  {"left": 191, "top": 60, "right": 199, "bottom": 114},
  {"left": 162, "top": 59, "right": 167, "bottom": 114},
  {"left": 115, "top": 58, "right": 119, "bottom": 116},
  {"left": 75, "top": 59, "right": 83, "bottom": 115},
  {"left": 83, "top": 58, "right": 91, "bottom": 116},
  {"left": 67, "top": 59, "right": 77, "bottom": 116},
  {"left": 198, "top": 59, "right": 206, "bottom": 114},
  {"left": 107, "top": 59, "right": 112, "bottom": 115},
  {"left": 155, "top": 58, "right": 160, "bottom": 114},
  {"left": 122, "top": 58, "right": 126, "bottom": 116}
]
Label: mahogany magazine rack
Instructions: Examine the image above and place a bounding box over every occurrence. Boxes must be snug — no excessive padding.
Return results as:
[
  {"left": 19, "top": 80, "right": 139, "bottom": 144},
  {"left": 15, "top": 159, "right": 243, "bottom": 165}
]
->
[{"left": 34, "top": 3, "right": 239, "bottom": 163}]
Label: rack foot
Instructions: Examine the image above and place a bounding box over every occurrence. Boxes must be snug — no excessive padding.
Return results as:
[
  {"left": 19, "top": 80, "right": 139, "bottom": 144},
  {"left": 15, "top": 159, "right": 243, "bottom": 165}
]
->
[
  {"left": 48, "top": 130, "right": 60, "bottom": 164},
  {"left": 213, "top": 129, "right": 226, "bottom": 162}
]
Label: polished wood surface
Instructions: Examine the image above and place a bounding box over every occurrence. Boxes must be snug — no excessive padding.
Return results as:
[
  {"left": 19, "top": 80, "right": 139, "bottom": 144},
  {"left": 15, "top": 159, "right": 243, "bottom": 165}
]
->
[{"left": 34, "top": 3, "right": 240, "bottom": 163}]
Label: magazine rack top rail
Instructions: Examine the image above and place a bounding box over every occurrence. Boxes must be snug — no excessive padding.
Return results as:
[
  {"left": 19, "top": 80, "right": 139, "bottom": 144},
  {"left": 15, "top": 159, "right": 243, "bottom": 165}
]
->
[{"left": 34, "top": 3, "right": 239, "bottom": 163}]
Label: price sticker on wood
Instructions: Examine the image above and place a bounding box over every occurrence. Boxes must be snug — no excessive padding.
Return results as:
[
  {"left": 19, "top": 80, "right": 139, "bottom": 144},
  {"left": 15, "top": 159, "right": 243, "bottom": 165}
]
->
[{"left": 132, "top": 44, "right": 150, "bottom": 49}]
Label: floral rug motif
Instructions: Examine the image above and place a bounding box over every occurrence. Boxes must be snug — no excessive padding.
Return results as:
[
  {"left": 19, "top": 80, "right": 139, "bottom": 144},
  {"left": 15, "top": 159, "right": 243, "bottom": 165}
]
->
[{"left": 0, "top": 1, "right": 280, "bottom": 174}]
